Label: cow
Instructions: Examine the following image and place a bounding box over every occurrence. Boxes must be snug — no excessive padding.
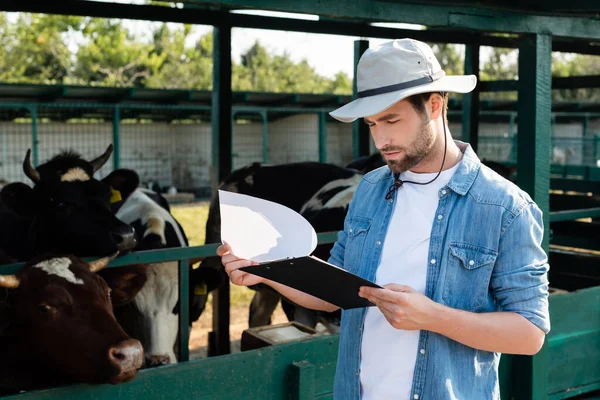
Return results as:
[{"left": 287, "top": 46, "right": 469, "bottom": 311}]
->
[
  {"left": 0, "top": 253, "right": 144, "bottom": 393},
  {"left": 102, "top": 168, "right": 223, "bottom": 367},
  {"left": 0, "top": 145, "right": 137, "bottom": 262},
  {"left": 202, "top": 161, "right": 363, "bottom": 330}
]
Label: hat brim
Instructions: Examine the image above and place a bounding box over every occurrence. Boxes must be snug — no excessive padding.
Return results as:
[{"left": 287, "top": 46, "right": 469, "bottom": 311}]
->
[{"left": 329, "top": 75, "right": 477, "bottom": 123}]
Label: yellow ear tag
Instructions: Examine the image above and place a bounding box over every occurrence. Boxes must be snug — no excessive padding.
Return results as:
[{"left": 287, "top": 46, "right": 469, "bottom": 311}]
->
[
  {"left": 110, "top": 187, "right": 122, "bottom": 203},
  {"left": 194, "top": 283, "right": 207, "bottom": 295}
]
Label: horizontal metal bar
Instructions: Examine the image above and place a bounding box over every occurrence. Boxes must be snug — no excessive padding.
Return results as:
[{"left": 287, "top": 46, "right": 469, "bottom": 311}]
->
[
  {"left": 0, "top": 231, "right": 340, "bottom": 274},
  {"left": 3, "top": 0, "right": 600, "bottom": 53},
  {"left": 479, "top": 80, "right": 518, "bottom": 93},
  {"left": 549, "top": 208, "right": 600, "bottom": 222},
  {"left": 184, "top": 0, "right": 600, "bottom": 40}
]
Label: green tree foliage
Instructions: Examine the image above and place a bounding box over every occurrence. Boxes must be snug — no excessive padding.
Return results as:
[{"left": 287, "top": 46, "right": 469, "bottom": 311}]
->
[
  {"left": 552, "top": 53, "right": 600, "bottom": 101},
  {"left": 0, "top": 13, "right": 83, "bottom": 83},
  {"left": 1, "top": 12, "right": 599, "bottom": 101}
]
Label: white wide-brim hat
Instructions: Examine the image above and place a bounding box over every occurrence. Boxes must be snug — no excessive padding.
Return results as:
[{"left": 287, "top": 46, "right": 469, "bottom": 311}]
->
[{"left": 330, "top": 39, "right": 477, "bottom": 123}]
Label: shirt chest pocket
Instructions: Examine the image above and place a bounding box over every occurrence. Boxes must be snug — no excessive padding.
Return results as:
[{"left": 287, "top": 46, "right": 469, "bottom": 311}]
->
[
  {"left": 442, "top": 243, "right": 498, "bottom": 311},
  {"left": 344, "top": 217, "right": 371, "bottom": 274}
]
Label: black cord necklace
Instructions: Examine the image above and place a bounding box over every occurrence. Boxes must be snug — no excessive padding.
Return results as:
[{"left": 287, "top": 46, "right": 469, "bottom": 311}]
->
[{"left": 385, "top": 100, "right": 449, "bottom": 201}]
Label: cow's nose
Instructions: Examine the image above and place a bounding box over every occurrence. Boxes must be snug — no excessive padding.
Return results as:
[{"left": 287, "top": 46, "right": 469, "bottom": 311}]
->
[
  {"left": 146, "top": 355, "right": 171, "bottom": 368},
  {"left": 111, "top": 225, "right": 136, "bottom": 251},
  {"left": 108, "top": 339, "right": 143, "bottom": 372}
]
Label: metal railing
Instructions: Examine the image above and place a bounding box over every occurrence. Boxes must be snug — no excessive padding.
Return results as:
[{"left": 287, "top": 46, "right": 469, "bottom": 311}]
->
[{"left": 0, "top": 231, "right": 339, "bottom": 363}]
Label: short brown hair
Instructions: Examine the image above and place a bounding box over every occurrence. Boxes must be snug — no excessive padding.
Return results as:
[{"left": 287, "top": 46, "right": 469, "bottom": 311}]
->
[{"left": 406, "top": 92, "right": 449, "bottom": 123}]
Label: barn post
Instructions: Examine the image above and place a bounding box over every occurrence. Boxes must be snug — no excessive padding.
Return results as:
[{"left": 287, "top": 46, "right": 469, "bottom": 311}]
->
[
  {"left": 319, "top": 111, "right": 327, "bottom": 163},
  {"left": 112, "top": 105, "right": 120, "bottom": 170},
  {"left": 512, "top": 32, "right": 552, "bottom": 400},
  {"left": 30, "top": 106, "right": 38, "bottom": 166},
  {"left": 209, "top": 20, "right": 233, "bottom": 357},
  {"left": 262, "top": 110, "right": 269, "bottom": 163},
  {"left": 352, "top": 39, "right": 370, "bottom": 160},
  {"left": 178, "top": 259, "right": 190, "bottom": 362},
  {"left": 461, "top": 44, "right": 480, "bottom": 152}
]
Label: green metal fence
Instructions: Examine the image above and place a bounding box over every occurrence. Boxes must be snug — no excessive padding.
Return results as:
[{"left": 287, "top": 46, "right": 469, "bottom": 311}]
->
[{"left": 0, "top": 103, "right": 347, "bottom": 195}]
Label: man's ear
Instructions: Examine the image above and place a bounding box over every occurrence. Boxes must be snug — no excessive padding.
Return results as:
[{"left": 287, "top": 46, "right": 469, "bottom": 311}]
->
[{"left": 428, "top": 93, "right": 444, "bottom": 121}]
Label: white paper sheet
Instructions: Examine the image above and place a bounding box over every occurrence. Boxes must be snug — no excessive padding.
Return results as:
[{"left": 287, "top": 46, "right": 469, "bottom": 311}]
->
[{"left": 219, "top": 190, "right": 318, "bottom": 262}]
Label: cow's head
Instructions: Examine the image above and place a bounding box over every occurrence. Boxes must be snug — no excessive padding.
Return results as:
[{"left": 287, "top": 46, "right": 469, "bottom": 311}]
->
[
  {"left": 101, "top": 168, "right": 223, "bottom": 368},
  {"left": 0, "top": 254, "right": 144, "bottom": 389},
  {"left": 9, "top": 145, "right": 136, "bottom": 258}
]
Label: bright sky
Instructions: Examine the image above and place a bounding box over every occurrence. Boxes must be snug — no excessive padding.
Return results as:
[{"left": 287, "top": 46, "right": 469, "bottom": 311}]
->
[{"left": 113, "top": 8, "right": 426, "bottom": 79}]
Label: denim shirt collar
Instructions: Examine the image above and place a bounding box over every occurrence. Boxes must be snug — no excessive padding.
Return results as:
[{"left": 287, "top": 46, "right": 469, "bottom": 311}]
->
[{"left": 446, "top": 140, "right": 481, "bottom": 196}]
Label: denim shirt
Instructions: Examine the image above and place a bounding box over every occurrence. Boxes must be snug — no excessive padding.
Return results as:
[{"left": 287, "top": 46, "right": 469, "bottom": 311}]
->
[{"left": 328, "top": 142, "right": 550, "bottom": 400}]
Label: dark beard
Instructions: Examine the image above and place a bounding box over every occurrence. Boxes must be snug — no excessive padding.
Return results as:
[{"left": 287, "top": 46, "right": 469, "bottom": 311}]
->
[{"left": 382, "top": 121, "right": 435, "bottom": 174}]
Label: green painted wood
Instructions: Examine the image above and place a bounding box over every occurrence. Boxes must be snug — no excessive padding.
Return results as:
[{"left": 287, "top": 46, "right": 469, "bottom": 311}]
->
[
  {"left": 1, "top": 335, "right": 339, "bottom": 400},
  {"left": 546, "top": 287, "right": 600, "bottom": 398},
  {"left": 178, "top": 259, "right": 190, "bottom": 362},
  {"left": 461, "top": 44, "right": 480, "bottom": 151},
  {"left": 30, "top": 106, "right": 38, "bottom": 167},
  {"left": 551, "top": 179, "right": 600, "bottom": 193},
  {"left": 291, "top": 361, "right": 316, "bottom": 400},
  {"left": 182, "top": 0, "right": 600, "bottom": 40},
  {"left": 499, "top": 354, "right": 514, "bottom": 399},
  {"left": 515, "top": 32, "right": 552, "bottom": 400},
  {"left": 210, "top": 22, "right": 233, "bottom": 357},
  {"left": 517, "top": 33, "right": 552, "bottom": 250},
  {"left": 549, "top": 383, "right": 600, "bottom": 400},
  {"left": 211, "top": 23, "right": 233, "bottom": 184},
  {"left": 550, "top": 208, "right": 600, "bottom": 222},
  {"left": 547, "top": 331, "right": 600, "bottom": 396},
  {"left": 262, "top": 110, "right": 269, "bottom": 163},
  {"left": 352, "top": 40, "right": 370, "bottom": 159},
  {"left": 5, "top": 1, "right": 600, "bottom": 55},
  {"left": 112, "top": 106, "right": 120, "bottom": 169},
  {"left": 479, "top": 79, "right": 518, "bottom": 93},
  {"left": 319, "top": 112, "right": 327, "bottom": 163},
  {"left": 0, "top": 232, "right": 340, "bottom": 275}
]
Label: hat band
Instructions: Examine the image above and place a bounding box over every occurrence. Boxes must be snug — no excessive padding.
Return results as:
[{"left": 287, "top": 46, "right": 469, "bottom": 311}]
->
[{"left": 356, "top": 70, "right": 446, "bottom": 99}]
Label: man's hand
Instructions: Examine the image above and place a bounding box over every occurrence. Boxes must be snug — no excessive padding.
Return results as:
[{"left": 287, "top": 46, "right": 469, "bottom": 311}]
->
[
  {"left": 358, "top": 284, "right": 440, "bottom": 331},
  {"left": 217, "top": 242, "right": 264, "bottom": 287}
]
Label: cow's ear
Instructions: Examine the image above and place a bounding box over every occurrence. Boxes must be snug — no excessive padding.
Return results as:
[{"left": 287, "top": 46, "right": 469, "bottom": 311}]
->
[
  {"left": 0, "top": 182, "right": 34, "bottom": 216},
  {"left": 102, "top": 169, "right": 140, "bottom": 202},
  {"left": 99, "top": 265, "right": 148, "bottom": 307}
]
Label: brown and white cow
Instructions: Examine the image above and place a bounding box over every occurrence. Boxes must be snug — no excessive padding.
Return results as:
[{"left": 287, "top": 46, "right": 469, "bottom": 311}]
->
[{"left": 0, "top": 253, "right": 144, "bottom": 393}]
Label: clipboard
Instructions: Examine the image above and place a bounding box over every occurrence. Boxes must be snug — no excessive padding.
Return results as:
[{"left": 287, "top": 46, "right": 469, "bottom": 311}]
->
[{"left": 240, "top": 255, "right": 382, "bottom": 309}]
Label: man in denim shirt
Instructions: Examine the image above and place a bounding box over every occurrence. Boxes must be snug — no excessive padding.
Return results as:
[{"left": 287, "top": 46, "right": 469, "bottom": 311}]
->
[{"left": 218, "top": 39, "right": 550, "bottom": 399}]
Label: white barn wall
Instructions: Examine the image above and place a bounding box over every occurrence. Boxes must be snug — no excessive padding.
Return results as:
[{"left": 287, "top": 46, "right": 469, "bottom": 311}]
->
[{"left": 0, "top": 117, "right": 592, "bottom": 190}]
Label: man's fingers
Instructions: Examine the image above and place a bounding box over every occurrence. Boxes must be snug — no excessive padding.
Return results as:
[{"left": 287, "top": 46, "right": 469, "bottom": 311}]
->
[
  {"left": 216, "top": 242, "right": 231, "bottom": 256},
  {"left": 383, "top": 283, "right": 416, "bottom": 293},
  {"left": 223, "top": 259, "right": 252, "bottom": 274},
  {"left": 360, "top": 287, "right": 404, "bottom": 303}
]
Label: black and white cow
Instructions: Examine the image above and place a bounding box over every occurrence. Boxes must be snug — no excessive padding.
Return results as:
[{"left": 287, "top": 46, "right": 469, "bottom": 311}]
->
[
  {"left": 0, "top": 145, "right": 137, "bottom": 262},
  {"left": 206, "top": 154, "right": 517, "bottom": 332},
  {"left": 202, "top": 161, "right": 363, "bottom": 330},
  {"left": 103, "top": 169, "right": 222, "bottom": 367}
]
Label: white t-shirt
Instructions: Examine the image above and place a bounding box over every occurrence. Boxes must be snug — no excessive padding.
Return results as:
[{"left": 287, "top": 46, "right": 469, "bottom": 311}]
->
[{"left": 360, "top": 161, "right": 461, "bottom": 400}]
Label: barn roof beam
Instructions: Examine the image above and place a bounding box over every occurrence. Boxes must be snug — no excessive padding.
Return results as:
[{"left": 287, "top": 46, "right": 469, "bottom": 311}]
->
[
  {"left": 183, "top": 0, "right": 600, "bottom": 40},
  {"left": 4, "top": 1, "right": 600, "bottom": 54}
]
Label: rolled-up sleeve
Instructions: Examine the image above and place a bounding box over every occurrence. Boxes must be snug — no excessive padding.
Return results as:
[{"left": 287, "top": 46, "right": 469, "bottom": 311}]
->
[{"left": 491, "top": 201, "right": 551, "bottom": 334}]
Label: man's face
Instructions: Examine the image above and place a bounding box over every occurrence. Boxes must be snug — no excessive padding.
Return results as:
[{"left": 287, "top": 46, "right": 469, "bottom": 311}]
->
[{"left": 364, "top": 98, "right": 435, "bottom": 174}]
